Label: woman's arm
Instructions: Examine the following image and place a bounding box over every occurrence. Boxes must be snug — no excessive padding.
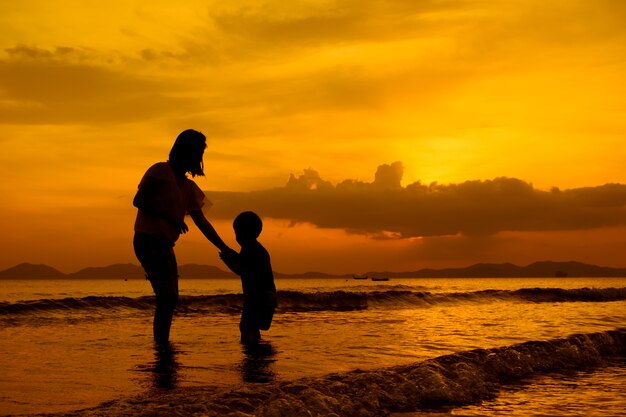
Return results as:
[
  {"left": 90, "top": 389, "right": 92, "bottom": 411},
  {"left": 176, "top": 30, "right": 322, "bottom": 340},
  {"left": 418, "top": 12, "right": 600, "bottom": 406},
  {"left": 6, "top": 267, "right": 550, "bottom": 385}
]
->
[{"left": 189, "top": 209, "right": 232, "bottom": 252}]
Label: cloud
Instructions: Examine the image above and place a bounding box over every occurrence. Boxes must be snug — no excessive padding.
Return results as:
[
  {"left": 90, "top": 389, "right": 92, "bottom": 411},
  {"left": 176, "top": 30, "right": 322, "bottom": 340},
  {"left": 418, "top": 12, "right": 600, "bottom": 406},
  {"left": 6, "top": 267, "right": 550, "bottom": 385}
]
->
[
  {"left": 152, "top": 0, "right": 626, "bottom": 73},
  {"left": 5, "top": 45, "right": 85, "bottom": 60},
  {"left": 208, "top": 0, "right": 462, "bottom": 52},
  {"left": 0, "top": 46, "right": 196, "bottom": 124},
  {"left": 451, "top": 0, "right": 626, "bottom": 70},
  {"left": 127, "top": 0, "right": 478, "bottom": 70},
  {"left": 205, "top": 162, "right": 626, "bottom": 238},
  {"left": 123, "top": 0, "right": 626, "bottom": 134}
]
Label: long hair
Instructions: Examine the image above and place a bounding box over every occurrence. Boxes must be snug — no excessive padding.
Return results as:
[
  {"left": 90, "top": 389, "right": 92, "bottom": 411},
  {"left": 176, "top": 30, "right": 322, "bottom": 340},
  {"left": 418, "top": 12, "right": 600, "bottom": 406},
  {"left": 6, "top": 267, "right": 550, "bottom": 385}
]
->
[{"left": 168, "top": 129, "right": 207, "bottom": 177}]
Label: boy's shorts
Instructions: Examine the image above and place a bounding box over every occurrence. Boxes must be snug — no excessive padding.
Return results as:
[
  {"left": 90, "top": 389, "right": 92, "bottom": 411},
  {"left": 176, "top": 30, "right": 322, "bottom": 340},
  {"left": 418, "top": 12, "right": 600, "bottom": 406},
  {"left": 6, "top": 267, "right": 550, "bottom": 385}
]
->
[
  {"left": 241, "top": 301, "right": 275, "bottom": 331},
  {"left": 133, "top": 233, "right": 179, "bottom": 305}
]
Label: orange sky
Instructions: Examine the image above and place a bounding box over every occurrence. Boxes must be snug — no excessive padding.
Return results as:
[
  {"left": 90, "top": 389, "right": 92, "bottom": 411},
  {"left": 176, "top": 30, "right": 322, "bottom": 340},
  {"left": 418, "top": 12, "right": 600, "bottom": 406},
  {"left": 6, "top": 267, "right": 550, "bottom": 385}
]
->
[{"left": 1, "top": 0, "right": 626, "bottom": 274}]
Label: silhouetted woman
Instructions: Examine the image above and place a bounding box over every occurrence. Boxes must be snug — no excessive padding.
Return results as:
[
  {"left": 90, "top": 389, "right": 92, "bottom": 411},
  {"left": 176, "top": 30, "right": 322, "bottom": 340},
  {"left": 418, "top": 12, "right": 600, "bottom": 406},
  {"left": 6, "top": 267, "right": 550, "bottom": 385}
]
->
[{"left": 133, "top": 129, "right": 234, "bottom": 345}]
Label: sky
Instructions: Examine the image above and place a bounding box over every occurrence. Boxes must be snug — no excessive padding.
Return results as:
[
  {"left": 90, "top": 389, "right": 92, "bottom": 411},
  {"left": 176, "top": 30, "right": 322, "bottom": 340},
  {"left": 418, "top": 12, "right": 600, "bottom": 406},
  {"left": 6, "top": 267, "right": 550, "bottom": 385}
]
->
[{"left": 1, "top": 0, "right": 625, "bottom": 274}]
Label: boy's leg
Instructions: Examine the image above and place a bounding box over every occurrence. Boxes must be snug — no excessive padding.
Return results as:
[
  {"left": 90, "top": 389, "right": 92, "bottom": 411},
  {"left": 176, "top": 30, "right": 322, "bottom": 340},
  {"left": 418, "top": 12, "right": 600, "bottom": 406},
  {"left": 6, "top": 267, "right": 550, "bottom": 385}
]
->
[
  {"left": 240, "top": 304, "right": 260, "bottom": 344},
  {"left": 239, "top": 313, "right": 246, "bottom": 342},
  {"left": 239, "top": 317, "right": 253, "bottom": 343},
  {"left": 252, "top": 328, "right": 261, "bottom": 343}
]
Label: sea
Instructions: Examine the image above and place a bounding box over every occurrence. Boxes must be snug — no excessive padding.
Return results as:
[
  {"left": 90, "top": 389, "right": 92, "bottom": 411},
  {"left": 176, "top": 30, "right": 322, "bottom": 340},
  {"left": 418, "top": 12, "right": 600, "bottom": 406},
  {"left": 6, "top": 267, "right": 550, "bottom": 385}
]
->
[{"left": 0, "top": 276, "right": 625, "bottom": 416}]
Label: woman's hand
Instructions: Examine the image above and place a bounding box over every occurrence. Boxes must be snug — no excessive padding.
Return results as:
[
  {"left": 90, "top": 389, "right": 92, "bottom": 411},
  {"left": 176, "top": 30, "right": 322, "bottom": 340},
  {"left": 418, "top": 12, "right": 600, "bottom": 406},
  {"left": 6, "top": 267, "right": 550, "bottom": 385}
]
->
[
  {"left": 173, "top": 218, "right": 189, "bottom": 234},
  {"left": 219, "top": 247, "right": 238, "bottom": 263},
  {"left": 219, "top": 249, "right": 240, "bottom": 274}
]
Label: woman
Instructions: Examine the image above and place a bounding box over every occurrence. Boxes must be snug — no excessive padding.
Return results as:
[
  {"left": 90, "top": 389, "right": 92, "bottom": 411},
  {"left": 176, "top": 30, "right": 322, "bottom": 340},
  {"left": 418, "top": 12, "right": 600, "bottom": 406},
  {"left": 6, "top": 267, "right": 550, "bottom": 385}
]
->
[{"left": 133, "top": 129, "right": 234, "bottom": 344}]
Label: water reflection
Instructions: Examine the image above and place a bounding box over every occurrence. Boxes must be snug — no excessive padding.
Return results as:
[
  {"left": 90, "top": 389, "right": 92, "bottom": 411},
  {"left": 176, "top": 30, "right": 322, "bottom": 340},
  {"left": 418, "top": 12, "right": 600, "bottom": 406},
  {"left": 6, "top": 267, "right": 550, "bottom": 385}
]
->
[
  {"left": 144, "top": 342, "right": 180, "bottom": 389},
  {"left": 239, "top": 341, "right": 277, "bottom": 383}
]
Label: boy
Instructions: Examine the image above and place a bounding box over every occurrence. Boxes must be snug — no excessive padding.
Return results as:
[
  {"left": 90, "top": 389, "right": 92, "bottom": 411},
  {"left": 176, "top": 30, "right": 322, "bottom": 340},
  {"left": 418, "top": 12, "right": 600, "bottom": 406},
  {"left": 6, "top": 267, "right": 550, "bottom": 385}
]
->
[{"left": 220, "top": 211, "right": 277, "bottom": 344}]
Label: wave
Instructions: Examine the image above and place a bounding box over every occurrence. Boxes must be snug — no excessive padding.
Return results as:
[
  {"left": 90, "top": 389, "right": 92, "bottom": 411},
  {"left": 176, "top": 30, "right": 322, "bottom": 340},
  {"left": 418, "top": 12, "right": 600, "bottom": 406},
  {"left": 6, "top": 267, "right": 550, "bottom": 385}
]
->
[
  {"left": 2, "top": 287, "right": 625, "bottom": 316},
  {"left": 47, "top": 328, "right": 626, "bottom": 416},
  {"left": 0, "top": 296, "right": 156, "bottom": 315}
]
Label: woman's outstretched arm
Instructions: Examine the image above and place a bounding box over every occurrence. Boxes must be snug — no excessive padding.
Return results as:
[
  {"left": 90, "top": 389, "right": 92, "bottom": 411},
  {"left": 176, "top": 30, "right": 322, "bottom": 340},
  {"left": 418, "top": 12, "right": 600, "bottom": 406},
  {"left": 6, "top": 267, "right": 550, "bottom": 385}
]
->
[{"left": 189, "top": 209, "right": 232, "bottom": 252}]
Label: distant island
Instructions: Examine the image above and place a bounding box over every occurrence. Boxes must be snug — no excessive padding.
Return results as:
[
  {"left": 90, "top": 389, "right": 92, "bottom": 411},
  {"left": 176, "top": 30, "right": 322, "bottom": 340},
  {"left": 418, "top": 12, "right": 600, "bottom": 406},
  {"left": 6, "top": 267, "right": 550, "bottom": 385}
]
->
[
  {"left": 0, "top": 261, "right": 625, "bottom": 279},
  {"left": 0, "top": 263, "right": 236, "bottom": 280}
]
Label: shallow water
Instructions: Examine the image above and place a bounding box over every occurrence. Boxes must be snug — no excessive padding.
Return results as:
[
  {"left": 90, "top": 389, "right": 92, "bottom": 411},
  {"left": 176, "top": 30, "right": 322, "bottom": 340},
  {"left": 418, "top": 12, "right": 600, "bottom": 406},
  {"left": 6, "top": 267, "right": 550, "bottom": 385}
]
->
[
  {"left": 449, "top": 360, "right": 626, "bottom": 417},
  {"left": 0, "top": 277, "right": 625, "bottom": 415},
  {"left": 393, "top": 359, "right": 626, "bottom": 417}
]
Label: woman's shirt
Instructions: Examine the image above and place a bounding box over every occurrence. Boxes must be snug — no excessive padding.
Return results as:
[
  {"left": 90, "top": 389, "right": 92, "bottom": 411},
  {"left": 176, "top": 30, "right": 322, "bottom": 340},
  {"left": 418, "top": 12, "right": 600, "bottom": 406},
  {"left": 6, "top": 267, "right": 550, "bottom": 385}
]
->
[{"left": 134, "top": 162, "right": 209, "bottom": 244}]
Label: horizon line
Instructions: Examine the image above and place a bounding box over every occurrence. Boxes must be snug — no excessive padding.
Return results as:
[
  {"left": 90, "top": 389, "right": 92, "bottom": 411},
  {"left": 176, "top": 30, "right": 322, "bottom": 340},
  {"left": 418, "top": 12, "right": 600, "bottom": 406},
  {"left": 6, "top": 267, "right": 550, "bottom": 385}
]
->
[{"left": 3, "top": 259, "right": 626, "bottom": 277}]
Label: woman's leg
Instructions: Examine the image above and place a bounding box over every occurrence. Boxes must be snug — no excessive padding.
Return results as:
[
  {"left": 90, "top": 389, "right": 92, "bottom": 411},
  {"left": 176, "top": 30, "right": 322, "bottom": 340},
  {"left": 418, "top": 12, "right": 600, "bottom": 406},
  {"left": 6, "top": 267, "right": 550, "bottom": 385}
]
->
[
  {"left": 150, "top": 254, "right": 178, "bottom": 344},
  {"left": 154, "top": 294, "right": 177, "bottom": 344},
  {"left": 134, "top": 233, "right": 179, "bottom": 344}
]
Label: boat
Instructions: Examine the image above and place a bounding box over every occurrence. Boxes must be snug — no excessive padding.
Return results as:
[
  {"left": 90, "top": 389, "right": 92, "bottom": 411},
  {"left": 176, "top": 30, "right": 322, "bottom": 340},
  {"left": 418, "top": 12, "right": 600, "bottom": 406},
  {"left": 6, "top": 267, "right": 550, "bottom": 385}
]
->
[
  {"left": 352, "top": 274, "right": 368, "bottom": 280},
  {"left": 370, "top": 277, "right": 390, "bottom": 282}
]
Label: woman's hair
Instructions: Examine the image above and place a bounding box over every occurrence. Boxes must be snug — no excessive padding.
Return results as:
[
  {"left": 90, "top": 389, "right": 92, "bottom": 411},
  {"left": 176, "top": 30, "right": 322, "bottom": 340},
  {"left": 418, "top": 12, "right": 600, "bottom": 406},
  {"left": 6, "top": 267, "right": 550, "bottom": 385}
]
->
[{"left": 169, "top": 129, "right": 207, "bottom": 177}]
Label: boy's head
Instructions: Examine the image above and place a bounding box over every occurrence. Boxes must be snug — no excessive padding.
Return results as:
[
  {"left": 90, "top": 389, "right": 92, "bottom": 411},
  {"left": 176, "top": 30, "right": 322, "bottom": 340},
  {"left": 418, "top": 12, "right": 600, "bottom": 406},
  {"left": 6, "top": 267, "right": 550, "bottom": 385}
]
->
[{"left": 233, "top": 211, "right": 263, "bottom": 244}]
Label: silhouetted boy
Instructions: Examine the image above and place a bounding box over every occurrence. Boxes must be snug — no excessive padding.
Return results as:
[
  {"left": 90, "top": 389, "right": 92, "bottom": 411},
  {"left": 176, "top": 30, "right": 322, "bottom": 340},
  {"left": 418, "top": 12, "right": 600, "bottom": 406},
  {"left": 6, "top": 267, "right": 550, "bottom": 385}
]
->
[{"left": 220, "top": 211, "right": 277, "bottom": 344}]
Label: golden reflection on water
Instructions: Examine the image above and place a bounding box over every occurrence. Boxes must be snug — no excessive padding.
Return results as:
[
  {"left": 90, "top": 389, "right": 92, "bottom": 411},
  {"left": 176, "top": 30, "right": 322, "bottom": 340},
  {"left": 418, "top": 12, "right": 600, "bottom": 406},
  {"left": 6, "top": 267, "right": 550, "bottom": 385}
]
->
[
  {"left": 150, "top": 343, "right": 180, "bottom": 390},
  {"left": 1, "top": 278, "right": 625, "bottom": 415},
  {"left": 239, "top": 341, "right": 278, "bottom": 383}
]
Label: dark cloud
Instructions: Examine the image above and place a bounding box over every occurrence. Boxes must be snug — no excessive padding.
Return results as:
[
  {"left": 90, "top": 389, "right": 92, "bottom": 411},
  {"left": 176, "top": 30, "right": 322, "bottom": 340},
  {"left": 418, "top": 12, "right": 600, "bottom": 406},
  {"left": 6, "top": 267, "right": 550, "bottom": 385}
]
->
[
  {"left": 205, "top": 162, "right": 626, "bottom": 238},
  {"left": 0, "top": 46, "right": 195, "bottom": 124},
  {"left": 164, "top": 0, "right": 626, "bottom": 70},
  {"left": 125, "top": 0, "right": 469, "bottom": 68},
  {"left": 5, "top": 45, "right": 85, "bottom": 60},
  {"left": 209, "top": 0, "right": 464, "bottom": 54}
]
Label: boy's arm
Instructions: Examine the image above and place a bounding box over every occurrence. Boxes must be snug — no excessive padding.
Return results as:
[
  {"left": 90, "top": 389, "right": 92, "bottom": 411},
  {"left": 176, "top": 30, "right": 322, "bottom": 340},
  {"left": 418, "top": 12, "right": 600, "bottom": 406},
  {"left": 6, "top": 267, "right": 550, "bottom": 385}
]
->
[{"left": 221, "top": 247, "right": 257, "bottom": 278}]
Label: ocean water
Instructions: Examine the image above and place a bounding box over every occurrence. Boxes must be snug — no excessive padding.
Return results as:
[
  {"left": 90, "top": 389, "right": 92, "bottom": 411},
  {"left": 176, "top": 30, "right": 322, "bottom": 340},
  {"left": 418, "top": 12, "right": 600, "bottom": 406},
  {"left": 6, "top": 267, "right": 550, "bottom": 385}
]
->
[{"left": 0, "top": 277, "right": 625, "bottom": 416}]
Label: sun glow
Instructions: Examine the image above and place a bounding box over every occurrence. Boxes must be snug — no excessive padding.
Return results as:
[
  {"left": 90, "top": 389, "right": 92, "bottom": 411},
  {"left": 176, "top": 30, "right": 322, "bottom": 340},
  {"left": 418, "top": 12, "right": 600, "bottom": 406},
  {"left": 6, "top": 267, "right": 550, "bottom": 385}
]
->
[{"left": 1, "top": 0, "right": 626, "bottom": 272}]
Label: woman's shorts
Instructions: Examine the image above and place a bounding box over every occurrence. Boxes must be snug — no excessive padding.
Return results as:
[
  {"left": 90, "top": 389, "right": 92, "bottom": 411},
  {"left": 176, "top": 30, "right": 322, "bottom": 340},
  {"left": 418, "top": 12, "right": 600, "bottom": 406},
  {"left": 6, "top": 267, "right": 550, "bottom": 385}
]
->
[{"left": 133, "top": 233, "right": 178, "bottom": 304}]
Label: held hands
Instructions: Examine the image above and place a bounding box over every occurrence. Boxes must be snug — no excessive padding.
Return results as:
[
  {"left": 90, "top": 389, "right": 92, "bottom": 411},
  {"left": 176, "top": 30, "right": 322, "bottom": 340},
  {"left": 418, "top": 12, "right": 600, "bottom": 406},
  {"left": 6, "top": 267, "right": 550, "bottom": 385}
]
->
[
  {"left": 219, "top": 247, "right": 238, "bottom": 264},
  {"left": 220, "top": 246, "right": 238, "bottom": 258},
  {"left": 219, "top": 248, "right": 240, "bottom": 274}
]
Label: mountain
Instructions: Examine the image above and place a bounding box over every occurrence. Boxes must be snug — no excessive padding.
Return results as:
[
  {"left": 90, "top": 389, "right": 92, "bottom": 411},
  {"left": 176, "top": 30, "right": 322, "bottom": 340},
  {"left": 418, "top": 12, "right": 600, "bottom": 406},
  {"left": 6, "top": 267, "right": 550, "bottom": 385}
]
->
[
  {"left": 366, "top": 261, "right": 626, "bottom": 278},
  {"left": 523, "top": 261, "right": 626, "bottom": 277},
  {"left": 178, "top": 264, "right": 237, "bottom": 279},
  {"left": 1, "top": 261, "right": 625, "bottom": 279},
  {"left": 0, "top": 263, "right": 65, "bottom": 279},
  {"left": 67, "top": 263, "right": 236, "bottom": 279},
  {"left": 274, "top": 271, "right": 343, "bottom": 279},
  {"left": 67, "top": 263, "right": 146, "bottom": 279},
  {"left": 0, "top": 263, "right": 235, "bottom": 279}
]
